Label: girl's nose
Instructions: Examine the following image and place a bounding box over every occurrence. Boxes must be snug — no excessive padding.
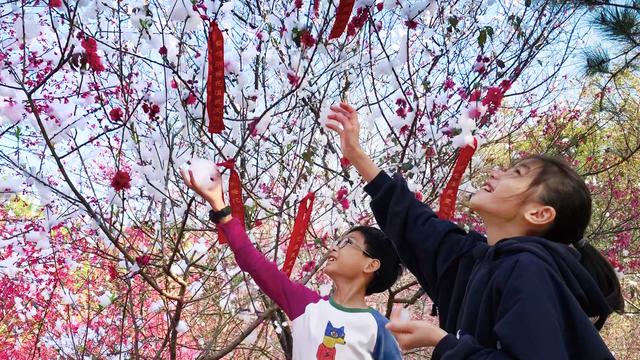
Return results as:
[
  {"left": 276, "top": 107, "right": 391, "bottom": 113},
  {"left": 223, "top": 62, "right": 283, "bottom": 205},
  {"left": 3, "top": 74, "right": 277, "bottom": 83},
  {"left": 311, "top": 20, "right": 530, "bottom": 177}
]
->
[{"left": 490, "top": 167, "right": 503, "bottom": 179}]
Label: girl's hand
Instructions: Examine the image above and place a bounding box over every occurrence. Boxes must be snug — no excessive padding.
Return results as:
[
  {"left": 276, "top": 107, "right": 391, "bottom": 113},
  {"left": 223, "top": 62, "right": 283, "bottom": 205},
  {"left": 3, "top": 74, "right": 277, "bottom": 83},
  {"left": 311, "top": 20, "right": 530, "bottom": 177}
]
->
[
  {"left": 179, "top": 163, "right": 226, "bottom": 210},
  {"left": 386, "top": 307, "right": 448, "bottom": 351},
  {"left": 325, "top": 102, "right": 381, "bottom": 182},
  {"left": 326, "top": 102, "right": 363, "bottom": 160}
]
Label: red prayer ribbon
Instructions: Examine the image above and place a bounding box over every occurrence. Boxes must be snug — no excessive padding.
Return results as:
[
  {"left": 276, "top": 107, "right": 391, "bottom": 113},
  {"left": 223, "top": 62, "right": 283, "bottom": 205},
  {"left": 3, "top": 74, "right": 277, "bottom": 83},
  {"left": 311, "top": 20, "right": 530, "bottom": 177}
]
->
[
  {"left": 207, "top": 21, "right": 225, "bottom": 134},
  {"left": 282, "top": 192, "right": 315, "bottom": 277},
  {"left": 437, "top": 138, "right": 478, "bottom": 220},
  {"left": 328, "top": 0, "right": 355, "bottom": 40},
  {"left": 216, "top": 160, "right": 245, "bottom": 244}
]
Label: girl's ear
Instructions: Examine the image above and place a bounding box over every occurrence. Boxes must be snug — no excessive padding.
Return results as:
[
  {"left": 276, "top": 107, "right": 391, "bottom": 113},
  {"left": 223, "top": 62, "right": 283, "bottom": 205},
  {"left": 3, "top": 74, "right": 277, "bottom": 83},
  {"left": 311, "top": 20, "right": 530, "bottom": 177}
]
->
[
  {"left": 364, "top": 258, "right": 381, "bottom": 274},
  {"left": 524, "top": 204, "right": 556, "bottom": 226}
]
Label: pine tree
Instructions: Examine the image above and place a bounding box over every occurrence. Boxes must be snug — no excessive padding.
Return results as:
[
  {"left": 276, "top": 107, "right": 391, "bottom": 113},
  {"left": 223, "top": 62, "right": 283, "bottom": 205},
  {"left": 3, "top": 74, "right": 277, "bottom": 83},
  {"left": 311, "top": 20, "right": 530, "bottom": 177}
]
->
[{"left": 577, "top": 1, "right": 640, "bottom": 81}]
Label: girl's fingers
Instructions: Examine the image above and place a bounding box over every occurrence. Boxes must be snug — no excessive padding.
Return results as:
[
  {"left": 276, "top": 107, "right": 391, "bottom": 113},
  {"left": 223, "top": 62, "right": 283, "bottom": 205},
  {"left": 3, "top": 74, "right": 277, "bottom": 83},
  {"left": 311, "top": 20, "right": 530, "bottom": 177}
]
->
[
  {"left": 390, "top": 304, "right": 403, "bottom": 321},
  {"left": 330, "top": 104, "right": 351, "bottom": 118},
  {"left": 328, "top": 112, "right": 349, "bottom": 125},
  {"left": 338, "top": 103, "right": 357, "bottom": 126},
  {"left": 327, "top": 113, "right": 350, "bottom": 126},
  {"left": 339, "top": 102, "right": 356, "bottom": 114},
  {"left": 385, "top": 321, "right": 412, "bottom": 334}
]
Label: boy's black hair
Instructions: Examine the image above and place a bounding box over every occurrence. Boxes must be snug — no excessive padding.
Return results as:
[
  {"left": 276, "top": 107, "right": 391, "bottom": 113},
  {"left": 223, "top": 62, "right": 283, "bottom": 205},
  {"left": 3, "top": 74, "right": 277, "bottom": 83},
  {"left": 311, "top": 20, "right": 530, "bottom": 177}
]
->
[{"left": 348, "top": 226, "right": 403, "bottom": 295}]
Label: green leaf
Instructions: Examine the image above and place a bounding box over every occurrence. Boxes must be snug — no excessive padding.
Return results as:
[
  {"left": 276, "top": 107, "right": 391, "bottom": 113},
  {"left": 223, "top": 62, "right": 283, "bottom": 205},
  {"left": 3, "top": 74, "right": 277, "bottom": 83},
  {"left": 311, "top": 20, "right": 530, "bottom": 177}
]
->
[
  {"left": 485, "top": 26, "right": 494, "bottom": 39},
  {"left": 510, "top": 15, "right": 522, "bottom": 29},
  {"left": 401, "top": 162, "right": 414, "bottom": 172},
  {"left": 422, "top": 79, "right": 431, "bottom": 91},
  {"left": 291, "top": 27, "right": 302, "bottom": 47},
  {"left": 478, "top": 29, "right": 487, "bottom": 49},
  {"left": 15, "top": 126, "right": 21, "bottom": 139},
  {"left": 448, "top": 16, "right": 459, "bottom": 29},
  {"left": 302, "top": 147, "right": 315, "bottom": 163}
]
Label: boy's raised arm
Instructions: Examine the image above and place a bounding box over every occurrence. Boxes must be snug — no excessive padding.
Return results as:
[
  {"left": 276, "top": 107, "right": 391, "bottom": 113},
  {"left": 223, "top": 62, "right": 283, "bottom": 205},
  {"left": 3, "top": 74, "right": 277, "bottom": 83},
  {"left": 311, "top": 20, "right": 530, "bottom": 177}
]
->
[{"left": 180, "top": 166, "right": 320, "bottom": 320}]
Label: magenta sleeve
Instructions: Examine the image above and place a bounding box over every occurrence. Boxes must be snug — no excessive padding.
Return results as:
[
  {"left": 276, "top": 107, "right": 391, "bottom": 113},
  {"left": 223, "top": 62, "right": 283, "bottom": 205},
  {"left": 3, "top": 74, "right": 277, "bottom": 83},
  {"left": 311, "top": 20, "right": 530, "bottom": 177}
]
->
[{"left": 219, "top": 218, "right": 321, "bottom": 320}]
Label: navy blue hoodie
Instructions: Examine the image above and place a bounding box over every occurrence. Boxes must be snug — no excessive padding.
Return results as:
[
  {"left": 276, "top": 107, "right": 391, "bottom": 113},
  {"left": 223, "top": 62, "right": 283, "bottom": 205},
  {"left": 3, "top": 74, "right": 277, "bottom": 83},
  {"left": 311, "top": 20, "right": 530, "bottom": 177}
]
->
[{"left": 365, "top": 171, "right": 614, "bottom": 360}]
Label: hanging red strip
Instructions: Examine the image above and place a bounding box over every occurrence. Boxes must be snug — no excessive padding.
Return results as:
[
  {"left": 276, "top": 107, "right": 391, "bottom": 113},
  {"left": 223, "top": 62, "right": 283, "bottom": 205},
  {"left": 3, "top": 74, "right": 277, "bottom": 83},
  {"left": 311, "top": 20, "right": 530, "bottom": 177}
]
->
[
  {"left": 282, "top": 192, "right": 315, "bottom": 277},
  {"left": 207, "top": 21, "right": 225, "bottom": 134},
  {"left": 437, "top": 138, "right": 478, "bottom": 220},
  {"left": 216, "top": 160, "right": 245, "bottom": 244},
  {"left": 328, "top": 0, "right": 356, "bottom": 40}
]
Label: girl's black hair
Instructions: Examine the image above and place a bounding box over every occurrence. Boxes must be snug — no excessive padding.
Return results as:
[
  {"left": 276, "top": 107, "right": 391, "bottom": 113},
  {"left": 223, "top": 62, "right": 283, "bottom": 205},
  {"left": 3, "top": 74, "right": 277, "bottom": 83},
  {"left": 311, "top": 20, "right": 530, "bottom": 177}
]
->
[
  {"left": 524, "top": 155, "right": 624, "bottom": 324},
  {"left": 348, "top": 226, "right": 403, "bottom": 295}
]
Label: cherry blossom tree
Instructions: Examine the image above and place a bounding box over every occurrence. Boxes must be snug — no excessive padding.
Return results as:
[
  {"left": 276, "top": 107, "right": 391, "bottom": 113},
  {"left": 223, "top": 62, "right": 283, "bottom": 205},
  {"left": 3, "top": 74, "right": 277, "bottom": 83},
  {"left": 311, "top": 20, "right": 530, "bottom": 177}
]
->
[{"left": 1, "top": 0, "right": 622, "bottom": 359}]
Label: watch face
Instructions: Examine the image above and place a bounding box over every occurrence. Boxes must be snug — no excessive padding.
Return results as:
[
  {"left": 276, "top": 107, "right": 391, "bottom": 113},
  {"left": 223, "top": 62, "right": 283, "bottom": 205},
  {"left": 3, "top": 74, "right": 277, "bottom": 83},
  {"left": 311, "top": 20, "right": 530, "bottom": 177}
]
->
[{"left": 209, "top": 207, "right": 230, "bottom": 223}]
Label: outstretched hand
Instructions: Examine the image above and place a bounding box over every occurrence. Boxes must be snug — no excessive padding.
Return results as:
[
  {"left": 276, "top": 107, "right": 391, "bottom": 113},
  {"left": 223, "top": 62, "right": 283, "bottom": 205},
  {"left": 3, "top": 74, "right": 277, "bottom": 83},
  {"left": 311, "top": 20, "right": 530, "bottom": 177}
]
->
[
  {"left": 386, "top": 306, "right": 448, "bottom": 351},
  {"left": 326, "top": 102, "right": 362, "bottom": 159},
  {"left": 324, "top": 102, "right": 381, "bottom": 182},
  {"left": 179, "top": 162, "right": 225, "bottom": 210}
]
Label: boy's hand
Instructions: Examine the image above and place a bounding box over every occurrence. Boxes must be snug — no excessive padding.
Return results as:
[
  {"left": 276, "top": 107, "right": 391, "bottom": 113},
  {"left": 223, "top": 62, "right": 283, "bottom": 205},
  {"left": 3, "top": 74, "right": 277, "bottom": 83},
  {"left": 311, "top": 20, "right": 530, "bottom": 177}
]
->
[
  {"left": 180, "top": 163, "right": 226, "bottom": 210},
  {"left": 326, "top": 102, "right": 363, "bottom": 160}
]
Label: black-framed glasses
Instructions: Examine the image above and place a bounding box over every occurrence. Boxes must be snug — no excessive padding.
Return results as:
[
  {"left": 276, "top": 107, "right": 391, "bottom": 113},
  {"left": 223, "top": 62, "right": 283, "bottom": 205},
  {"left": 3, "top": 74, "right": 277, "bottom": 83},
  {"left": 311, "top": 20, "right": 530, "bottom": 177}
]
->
[{"left": 333, "top": 236, "right": 373, "bottom": 258}]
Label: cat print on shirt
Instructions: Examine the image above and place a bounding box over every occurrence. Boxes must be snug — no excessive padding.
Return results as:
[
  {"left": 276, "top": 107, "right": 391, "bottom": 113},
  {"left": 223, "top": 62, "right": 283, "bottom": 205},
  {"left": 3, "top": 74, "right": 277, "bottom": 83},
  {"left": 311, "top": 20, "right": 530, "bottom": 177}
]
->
[{"left": 316, "top": 321, "right": 346, "bottom": 360}]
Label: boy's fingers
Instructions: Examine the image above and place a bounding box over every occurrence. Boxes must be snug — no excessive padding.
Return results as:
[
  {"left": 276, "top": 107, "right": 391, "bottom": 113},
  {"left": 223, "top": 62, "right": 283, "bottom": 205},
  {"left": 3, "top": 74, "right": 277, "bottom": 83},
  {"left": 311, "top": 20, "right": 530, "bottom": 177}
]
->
[
  {"left": 325, "top": 121, "right": 344, "bottom": 134},
  {"left": 211, "top": 167, "right": 221, "bottom": 181},
  {"left": 188, "top": 170, "right": 199, "bottom": 190},
  {"left": 180, "top": 168, "right": 191, "bottom": 186}
]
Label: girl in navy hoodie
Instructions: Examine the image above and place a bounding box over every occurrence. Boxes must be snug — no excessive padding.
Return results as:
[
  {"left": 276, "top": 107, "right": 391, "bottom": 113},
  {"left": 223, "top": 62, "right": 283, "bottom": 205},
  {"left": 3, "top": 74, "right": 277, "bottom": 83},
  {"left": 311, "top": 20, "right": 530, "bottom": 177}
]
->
[{"left": 326, "top": 103, "right": 624, "bottom": 359}]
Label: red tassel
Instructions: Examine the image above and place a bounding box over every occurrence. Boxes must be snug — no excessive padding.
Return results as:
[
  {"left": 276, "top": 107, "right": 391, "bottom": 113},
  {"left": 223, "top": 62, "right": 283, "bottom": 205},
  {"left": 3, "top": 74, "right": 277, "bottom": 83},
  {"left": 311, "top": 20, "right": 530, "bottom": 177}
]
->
[
  {"left": 282, "top": 192, "right": 315, "bottom": 277},
  {"left": 313, "top": 0, "right": 320, "bottom": 19},
  {"left": 437, "top": 138, "right": 478, "bottom": 220},
  {"left": 216, "top": 160, "right": 245, "bottom": 244},
  {"left": 328, "top": 0, "right": 356, "bottom": 40},
  {"left": 207, "top": 21, "right": 225, "bottom": 134}
]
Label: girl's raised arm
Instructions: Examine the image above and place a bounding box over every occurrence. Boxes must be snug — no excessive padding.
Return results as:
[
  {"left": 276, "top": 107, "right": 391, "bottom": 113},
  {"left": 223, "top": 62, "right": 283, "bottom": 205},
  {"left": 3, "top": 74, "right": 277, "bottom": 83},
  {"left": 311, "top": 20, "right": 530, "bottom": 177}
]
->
[{"left": 327, "top": 104, "right": 483, "bottom": 305}]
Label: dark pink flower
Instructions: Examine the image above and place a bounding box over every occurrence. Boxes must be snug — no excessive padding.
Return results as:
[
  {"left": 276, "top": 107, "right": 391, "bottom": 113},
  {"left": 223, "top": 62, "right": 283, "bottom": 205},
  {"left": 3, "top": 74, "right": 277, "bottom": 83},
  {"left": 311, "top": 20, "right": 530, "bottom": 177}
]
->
[
  {"left": 300, "top": 30, "right": 316, "bottom": 47},
  {"left": 109, "top": 108, "right": 123, "bottom": 121},
  {"left": 406, "top": 20, "right": 418, "bottom": 29},
  {"left": 111, "top": 170, "right": 131, "bottom": 191},
  {"left": 287, "top": 71, "right": 300, "bottom": 86},
  {"left": 136, "top": 254, "right": 151, "bottom": 266}
]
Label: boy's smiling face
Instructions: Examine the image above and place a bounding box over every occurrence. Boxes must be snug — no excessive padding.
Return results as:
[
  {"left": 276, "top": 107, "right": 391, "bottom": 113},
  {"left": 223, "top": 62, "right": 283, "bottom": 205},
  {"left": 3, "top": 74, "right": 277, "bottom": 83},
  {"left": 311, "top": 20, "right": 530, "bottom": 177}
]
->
[{"left": 324, "top": 230, "right": 379, "bottom": 283}]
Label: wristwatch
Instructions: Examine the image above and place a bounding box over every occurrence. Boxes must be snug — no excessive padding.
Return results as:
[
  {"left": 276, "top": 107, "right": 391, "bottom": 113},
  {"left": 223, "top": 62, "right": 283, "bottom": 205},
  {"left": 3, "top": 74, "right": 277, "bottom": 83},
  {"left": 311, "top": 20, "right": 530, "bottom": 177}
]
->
[{"left": 209, "top": 206, "right": 231, "bottom": 224}]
